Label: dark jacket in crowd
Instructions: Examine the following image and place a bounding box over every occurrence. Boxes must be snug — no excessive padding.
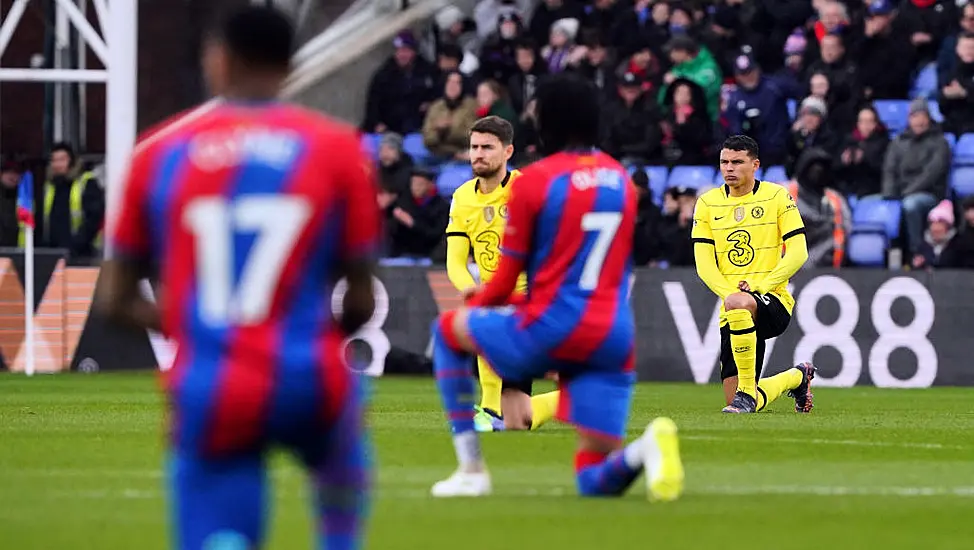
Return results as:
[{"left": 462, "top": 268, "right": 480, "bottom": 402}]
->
[
  {"left": 632, "top": 189, "right": 662, "bottom": 266},
  {"left": 385, "top": 191, "right": 450, "bottom": 259},
  {"left": 896, "top": 0, "right": 958, "bottom": 66},
  {"left": 0, "top": 184, "right": 19, "bottom": 248},
  {"left": 858, "top": 26, "right": 916, "bottom": 100},
  {"left": 882, "top": 126, "right": 951, "bottom": 200},
  {"left": 787, "top": 120, "right": 840, "bottom": 177},
  {"left": 938, "top": 58, "right": 974, "bottom": 135},
  {"left": 660, "top": 78, "right": 713, "bottom": 166},
  {"left": 915, "top": 229, "right": 974, "bottom": 269},
  {"left": 600, "top": 92, "right": 664, "bottom": 164},
  {"left": 363, "top": 57, "right": 437, "bottom": 134},
  {"left": 528, "top": 1, "right": 584, "bottom": 46},
  {"left": 43, "top": 171, "right": 104, "bottom": 257},
  {"left": 726, "top": 75, "right": 791, "bottom": 164},
  {"left": 508, "top": 61, "right": 545, "bottom": 115},
  {"left": 838, "top": 125, "right": 890, "bottom": 198},
  {"left": 379, "top": 154, "right": 415, "bottom": 196}
]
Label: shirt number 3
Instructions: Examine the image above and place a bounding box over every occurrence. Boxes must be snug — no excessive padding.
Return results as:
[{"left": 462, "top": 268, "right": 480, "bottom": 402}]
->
[{"left": 726, "top": 229, "right": 755, "bottom": 267}]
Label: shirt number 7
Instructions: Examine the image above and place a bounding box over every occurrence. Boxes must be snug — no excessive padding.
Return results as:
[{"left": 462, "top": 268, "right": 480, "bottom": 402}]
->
[{"left": 579, "top": 212, "right": 622, "bottom": 291}]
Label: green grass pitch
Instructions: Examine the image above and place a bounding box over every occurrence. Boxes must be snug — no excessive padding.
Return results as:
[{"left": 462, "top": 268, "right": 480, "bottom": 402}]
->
[{"left": 1, "top": 374, "right": 973, "bottom": 549}]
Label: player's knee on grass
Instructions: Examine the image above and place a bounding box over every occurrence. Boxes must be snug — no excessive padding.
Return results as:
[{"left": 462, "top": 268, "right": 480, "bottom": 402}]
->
[
  {"left": 724, "top": 292, "right": 757, "bottom": 316},
  {"left": 501, "top": 389, "right": 532, "bottom": 430}
]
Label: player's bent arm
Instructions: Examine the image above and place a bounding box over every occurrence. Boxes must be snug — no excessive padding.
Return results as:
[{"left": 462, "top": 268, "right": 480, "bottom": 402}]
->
[
  {"left": 754, "top": 232, "right": 807, "bottom": 294},
  {"left": 692, "top": 241, "right": 738, "bottom": 300},
  {"left": 338, "top": 258, "right": 376, "bottom": 335},
  {"left": 466, "top": 252, "right": 522, "bottom": 307},
  {"left": 445, "top": 233, "right": 477, "bottom": 292},
  {"left": 96, "top": 259, "right": 162, "bottom": 332}
]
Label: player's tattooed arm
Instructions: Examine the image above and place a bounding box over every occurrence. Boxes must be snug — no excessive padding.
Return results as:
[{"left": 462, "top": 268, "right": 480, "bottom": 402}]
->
[
  {"left": 337, "top": 258, "right": 376, "bottom": 335},
  {"left": 96, "top": 259, "right": 161, "bottom": 332}
]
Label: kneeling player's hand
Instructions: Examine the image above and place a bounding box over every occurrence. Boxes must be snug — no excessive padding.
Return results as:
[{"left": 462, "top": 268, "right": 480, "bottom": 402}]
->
[{"left": 738, "top": 280, "right": 751, "bottom": 292}]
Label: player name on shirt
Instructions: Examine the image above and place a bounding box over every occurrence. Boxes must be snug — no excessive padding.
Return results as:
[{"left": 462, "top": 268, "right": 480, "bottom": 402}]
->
[{"left": 189, "top": 127, "right": 302, "bottom": 171}]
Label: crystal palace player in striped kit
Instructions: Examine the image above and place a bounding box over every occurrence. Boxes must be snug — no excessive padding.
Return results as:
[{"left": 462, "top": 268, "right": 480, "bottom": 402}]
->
[
  {"left": 429, "top": 73, "right": 685, "bottom": 499},
  {"left": 98, "top": 7, "right": 377, "bottom": 549}
]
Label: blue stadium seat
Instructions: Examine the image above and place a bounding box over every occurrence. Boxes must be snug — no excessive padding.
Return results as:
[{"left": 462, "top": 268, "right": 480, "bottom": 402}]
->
[
  {"left": 379, "top": 257, "right": 433, "bottom": 267},
  {"left": 853, "top": 197, "right": 902, "bottom": 239},
  {"left": 928, "top": 99, "right": 944, "bottom": 123},
  {"left": 847, "top": 231, "right": 888, "bottom": 267},
  {"left": 946, "top": 133, "right": 957, "bottom": 150},
  {"left": 847, "top": 195, "right": 858, "bottom": 210},
  {"left": 911, "top": 63, "right": 938, "bottom": 99},
  {"left": 436, "top": 163, "right": 473, "bottom": 197},
  {"left": 668, "top": 166, "right": 715, "bottom": 190},
  {"left": 361, "top": 133, "right": 381, "bottom": 160},
  {"left": 762, "top": 165, "right": 787, "bottom": 183},
  {"left": 630, "top": 165, "right": 669, "bottom": 202},
  {"left": 951, "top": 166, "right": 974, "bottom": 197},
  {"left": 874, "top": 100, "right": 910, "bottom": 135},
  {"left": 402, "top": 133, "right": 431, "bottom": 163},
  {"left": 787, "top": 99, "right": 797, "bottom": 120},
  {"left": 954, "top": 133, "right": 974, "bottom": 165}
]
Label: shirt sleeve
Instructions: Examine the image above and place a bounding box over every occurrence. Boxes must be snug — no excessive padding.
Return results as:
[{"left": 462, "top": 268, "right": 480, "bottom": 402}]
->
[
  {"left": 777, "top": 188, "right": 806, "bottom": 242},
  {"left": 445, "top": 197, "right": 467, "bottom": 237},
  {"left": 340, "top": 134, "right": 382, "bottom": 261},
  {"left": 499, "top": 169, "right": 542, "bottom": 259},
  {"left": 690, "top": 197, "right": 713, "bottom": 243},
  {"left": 108, "top": 149, "right": 152, "bottom": 263}
]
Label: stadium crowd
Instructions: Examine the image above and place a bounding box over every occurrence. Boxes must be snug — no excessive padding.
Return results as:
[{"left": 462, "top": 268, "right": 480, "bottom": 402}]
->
[{"left": 364, "top": 0, "right": 974, "bottom": 270}]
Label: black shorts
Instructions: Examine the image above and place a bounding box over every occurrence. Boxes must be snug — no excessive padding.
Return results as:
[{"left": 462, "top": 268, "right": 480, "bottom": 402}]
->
[{"left": 719, "top": 292, "right": 791, "bottom": 380}]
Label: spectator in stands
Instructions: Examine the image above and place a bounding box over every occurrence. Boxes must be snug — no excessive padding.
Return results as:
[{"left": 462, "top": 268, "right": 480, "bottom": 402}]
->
[
  {"left": 786, "top": 147, "right": 851, "bottom": 268},
  {"left": 479, "top": 12, "right": 523, "bottom": 84},
  {"left": 660, "top": 78, "right": 713, "bottom": 165},
  {"left": 806, "top": 70, "right": 857, "bottom": 135},
  {"left": 422, "top": 71, "right": 478, "bottom": 161},
  {"left": 631, "top": 170, "right": 662, "bottom": 267},
  {"left": 898, "top": 0, "right": 958, "bottom": 66},
  {"left": 0, "top": 160, "right": 22, "bottom": 248},
  {"left": 773, "top": 30, "right": 809, "bottom": 101},
  {"left": 802, "top": 1, "right": 859, "bottom": 70},
  {"left": 913, "top": 199, "right": 971, "bottom": 269},
  {"left": 954, "top": 195, "right": 974, "bottom": 266},
  {"left": 42, "top": 142, "right": 103, "bottom": 258},
  {"left": 787, "top": 96, "right": 840, "bottom": 175},
  {"left": 612, "top": 0, "right": 669, "bottom": 59},
  {"left": 581, "top": 0, "right": 622, "bottom": 39},
  {"left": 474, "top": 0, "right": 531, "bottom": 39},
  {"left": 659, "top": 36, "right": 722, "bottom": 122},
  {"left": 434, "top": 44, "right": 477, "bottom": 94},
  {"left": 508, "top": 39, "right": 545, "bottom": 114},
  {"left": 725, "top": 52, "right": 791, "bottom": 165},
  {"left": 529, "top": 0, "right": 584, "bottom": 47},
  {"left": 838, "top": 105, "right": 890, "bottom": 199},
  {"left": 700, "top": 0, "right": 749, "bottom": 78},
  {"left": 655, "top": 185, "right": 696, "bottom": 267},
  {"left": 805, "top": 33, "right": 859, "bottom": 132},
  {"left": 747, "top": 0, "right": 813, "bottom": 73},
  {"left": 383, "top": 166, "right": 450, "bottom": 260},
  {"left": 515, "top": 97, "right": 542, "bottom": 165},
  {"left": 378, "top": 133, "right": 414, "bottom": 196},
  {"left": 363, "top": 31, "right": 436, "bottom": 135},
  {"left": 600, "top": 72, "right": 663, "bottom": 164},
  {"left": 571, "top": 32, "right": 616, "bottom": 97},
  {"left": 938, "top": 32, "right": 974, "bottom": 136},
  {"left": 617, "top": 39, "right": 663, "bottom": 93},
  {"left": 882, "top": 99, "right": 951, "bottom": 256},
  {"left": 858, "top": 0, "right": 915, "bottom": 100},
  {"left": 475, "top": 79, "right": 519, "bottom": 131},
  {"left": 426, "top": 6, "right": 481, "bottom": 75},
  {"left": 541, "top": 17, "right": 582, "bottom": 73},
  {"left": 936, "top": 3, "right": 974, "bottom": 88}
]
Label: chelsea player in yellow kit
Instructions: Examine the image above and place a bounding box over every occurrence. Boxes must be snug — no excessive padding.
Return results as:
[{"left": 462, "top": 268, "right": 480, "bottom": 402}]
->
[
  {"left": 691, "top": 135, "right": 817, "bottom": 414},
  {"left": 444, "top": 116, "right": 560, "bottom": 431}
]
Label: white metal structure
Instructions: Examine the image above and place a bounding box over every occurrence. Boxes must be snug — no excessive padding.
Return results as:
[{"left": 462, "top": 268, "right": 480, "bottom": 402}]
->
[{"left": 0, "top": 0, "right": 137, "bottom": 376}]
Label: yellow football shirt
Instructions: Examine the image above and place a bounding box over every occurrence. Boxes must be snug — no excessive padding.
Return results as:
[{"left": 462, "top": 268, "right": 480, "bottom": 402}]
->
[
  {"left": 691, "top": 180, "right": 805, "bottom": 313},
  {"left": 445, "top": 170, "right": 528, "bottom": 291}
]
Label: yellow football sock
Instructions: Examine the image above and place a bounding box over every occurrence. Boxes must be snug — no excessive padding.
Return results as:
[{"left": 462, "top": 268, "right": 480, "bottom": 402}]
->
[
  {"left": 726, "top": 309, "right": 758, "bottom": 400},
  {"left": 477, "top": 356, "right": 503, "bottom": 414},
  {"left": 756, "top": 368, "right": 804, "bottom": 411},
  {"left": 530, "top": 391, "right": 560, "bottom": 430}
]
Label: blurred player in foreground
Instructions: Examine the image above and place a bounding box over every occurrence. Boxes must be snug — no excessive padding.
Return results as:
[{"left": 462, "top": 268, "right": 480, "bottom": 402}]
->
[
  {"left": 691, "top": 135, "right": 816, "bottom": 414},
  {"left": 445, "top": 115, "right": 560, "bottom": 432},
  {"left": 428, "top": 73, "right": 684, "bottom": 500},
  {"left": 98, "top": 7, "right": 377, "bottom": 549}
]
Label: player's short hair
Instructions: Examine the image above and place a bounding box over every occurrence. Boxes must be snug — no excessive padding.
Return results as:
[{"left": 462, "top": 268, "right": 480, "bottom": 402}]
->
[
  {"left": 721, "top": 135, "right": 760, "bottom": 160},
  {"left": 533, "top": 73, "right": 600, "bottom": 154},
  {"left": 212, "top": 6, "right": 294, "bottom": 71},
  {"left": 470, "top": 116, "right": 515, "bottom": 146}
]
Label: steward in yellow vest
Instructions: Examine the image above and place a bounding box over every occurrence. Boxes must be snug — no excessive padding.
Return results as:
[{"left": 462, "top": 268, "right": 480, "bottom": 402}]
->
[{"left": 39, "top": 143, "right": 104, "bottom": 257}]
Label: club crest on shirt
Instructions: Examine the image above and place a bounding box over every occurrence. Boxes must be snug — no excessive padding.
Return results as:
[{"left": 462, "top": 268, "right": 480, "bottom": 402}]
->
[
  {"left": 499, "top": 205, "right": 508, "bottom": 219},
  {"left": 734, "top": 206, "right": 745, "bottom": 222},
  {"left": 484, "top": 206, "right": 495, "bottom": 222},
  {"left": 751, "top": 206, "right": 764, "bottom": 219}
]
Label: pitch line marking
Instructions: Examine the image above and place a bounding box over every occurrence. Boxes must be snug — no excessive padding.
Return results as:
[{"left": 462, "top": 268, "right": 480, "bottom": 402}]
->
[{"left": 682, "top": 434, "right": 964, "bottom": 450}]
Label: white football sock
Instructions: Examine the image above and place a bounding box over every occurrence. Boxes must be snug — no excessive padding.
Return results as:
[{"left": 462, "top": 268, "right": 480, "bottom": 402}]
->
[
  {"left": 452, "top": 431, "right": 484, "bottom": 471},
  {"left": 623, "top": 439, "right": 644, "bottom": 470}
]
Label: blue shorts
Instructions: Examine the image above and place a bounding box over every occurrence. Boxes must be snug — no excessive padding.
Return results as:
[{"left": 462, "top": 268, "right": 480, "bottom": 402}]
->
[{"left": 466, "top": 306, "right": 635, "bottom": 440}]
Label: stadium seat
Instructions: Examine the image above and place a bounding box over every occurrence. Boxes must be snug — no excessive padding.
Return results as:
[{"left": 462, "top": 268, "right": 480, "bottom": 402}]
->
[
  {"left": 630, "top": 165, "right": 669, "bottom": 202},
  {"left": 436, "top": 163, "right": 473, "bottom": 197},
  {"left": 787, "top": 99, "right": 797, "bottom": 120},
  {"left": 954, "top": 133, "right": 974, "bottom": 165},
  {"left": 928, "top": 99, "right": 944, "bottom": 123},
  {"left": 763, "top": 165, "right": 787, "bottom": 183},
  {"left": 668, "top": 166, "right": 715, "bottom": 190},
  {"left": 379, "top": 257, "right": 433, "bottom": 267},
  {"left": 402, "top": 133, "right": 432, "bottom": 164},
  {"left": 847, "top": 230, "right": 888, "bottom": 267},
  {"left": 848, "top": 195, "right": 858, "bottom": 210},
  {"left": 911, "top": 63, "right": 938, "bottom": 99},
  {"left": 853, "top": 197, "right": 902, "bottom": 239},
  {"left": 951, "top": 166, "right": 974, "bottom": 198},
  {"left": 361, "top": 133, "right": 381, "bottom": 160},
  {"left": 946, "top": 133, "right": 957, "bottom": 150},
  {"left": 874, "top": 100, "right": 909, "bottom": 136}
]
